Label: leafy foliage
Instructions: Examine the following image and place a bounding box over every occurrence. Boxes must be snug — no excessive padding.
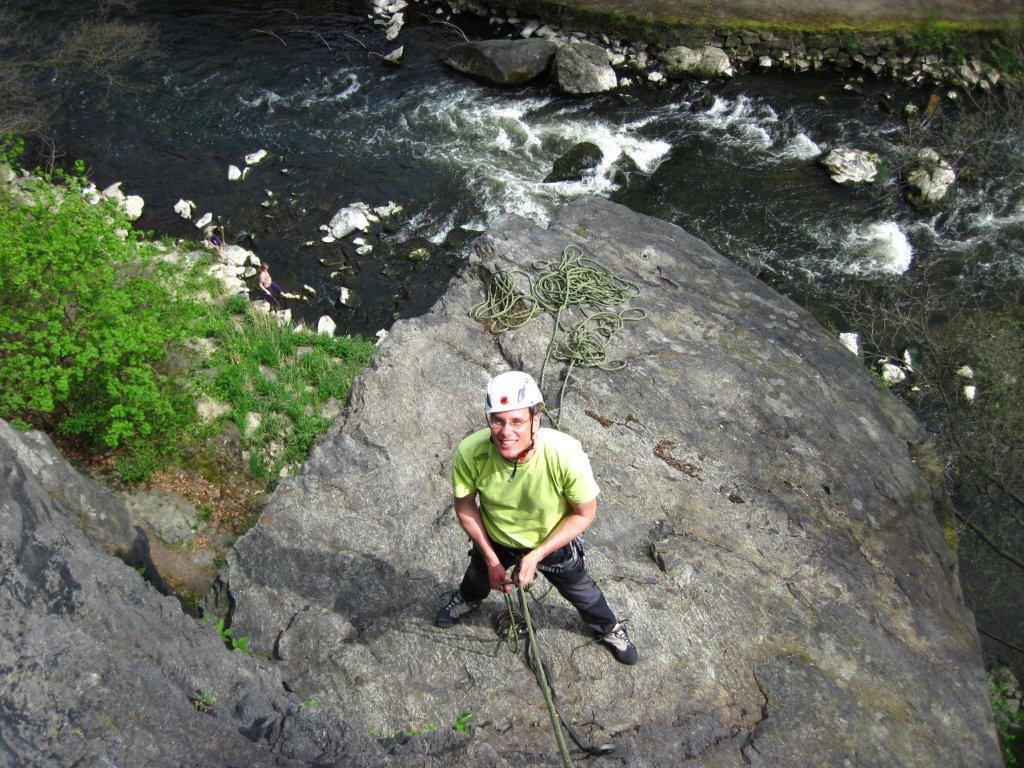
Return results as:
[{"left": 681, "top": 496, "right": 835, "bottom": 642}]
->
[
  {"left": 193, "top": 304, "right": 375, "bottom": 480},
  {"left": 213, "top": 618, "right": 250, "bottom": 653},
  {"left": 990, "top": 673, "right": 1024, "bottom": 765},
  {"left": 0, "top": 142, "right": 203, "bottom": 473}
]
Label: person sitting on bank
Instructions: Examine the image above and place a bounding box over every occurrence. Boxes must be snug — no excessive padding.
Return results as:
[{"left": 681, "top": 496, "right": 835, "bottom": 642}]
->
[
  {"left": 436, "top": 370, "right": 638, "bottom": 665},
  {"left": 258, "top": 262, "right": 283, "bottom": 302},
  {"left": 205, "top": 225, "right": 227, "bottom": 259}
]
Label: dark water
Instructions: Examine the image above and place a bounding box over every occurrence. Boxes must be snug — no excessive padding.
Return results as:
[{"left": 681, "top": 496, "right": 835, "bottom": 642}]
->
[{"left": 34, "top": 0, "right": 1023, "bottom": 338}]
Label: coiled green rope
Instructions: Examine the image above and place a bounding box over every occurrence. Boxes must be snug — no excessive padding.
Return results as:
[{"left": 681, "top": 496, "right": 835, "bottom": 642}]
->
[{"left": 470, "top": 244, "right": 646, "bottom": 428}]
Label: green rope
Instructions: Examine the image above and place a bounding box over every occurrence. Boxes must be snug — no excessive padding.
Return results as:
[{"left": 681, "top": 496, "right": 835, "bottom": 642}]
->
[
  {"left": 502, "top": 566, "right": 575, "bottom": 768},
  {"left": 469, "top": 244, "right": 646, "bottom": 428}
]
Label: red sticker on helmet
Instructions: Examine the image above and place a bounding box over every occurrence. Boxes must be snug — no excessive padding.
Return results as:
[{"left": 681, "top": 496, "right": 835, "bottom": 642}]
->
[{"left": 500, "top": 395, "right": 509, "bottom": 405}]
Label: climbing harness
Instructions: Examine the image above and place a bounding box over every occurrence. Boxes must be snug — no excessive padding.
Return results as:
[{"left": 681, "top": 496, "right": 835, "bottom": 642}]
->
[
  {"left": 498, "top": 565, "right": 615, "bottom": 768},
  {"left": 470, "top": 244, "right": 646, "bottom": 428}
]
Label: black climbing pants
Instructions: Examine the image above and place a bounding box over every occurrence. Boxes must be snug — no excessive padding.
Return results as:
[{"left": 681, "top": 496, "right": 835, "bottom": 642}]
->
[{"left": 458, "top": 539, "right": 618, "bottom": 636}]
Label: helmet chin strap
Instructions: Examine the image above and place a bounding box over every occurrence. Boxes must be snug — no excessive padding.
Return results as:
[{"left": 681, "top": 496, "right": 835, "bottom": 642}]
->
[{"left": 506, "top": 416, "right": 537, "bottom": 482}]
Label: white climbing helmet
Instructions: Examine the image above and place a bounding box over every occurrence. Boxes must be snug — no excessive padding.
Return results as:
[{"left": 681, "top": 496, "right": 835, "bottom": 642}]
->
[{"left": 484, "top": 371, "right": 544, "bottom": 415}]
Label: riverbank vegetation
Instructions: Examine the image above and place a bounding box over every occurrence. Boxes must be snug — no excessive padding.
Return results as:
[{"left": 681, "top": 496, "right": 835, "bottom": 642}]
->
[{"left": 0, "top": 137, "right": 375, "bottom": 526}]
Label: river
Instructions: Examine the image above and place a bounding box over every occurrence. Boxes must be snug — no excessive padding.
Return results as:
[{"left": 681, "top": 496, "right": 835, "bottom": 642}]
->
[{"left": 31, "top": 0, "right": 1023, "bottom": 338}]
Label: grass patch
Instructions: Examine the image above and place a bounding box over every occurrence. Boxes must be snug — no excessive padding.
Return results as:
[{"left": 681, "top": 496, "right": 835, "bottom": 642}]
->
[{"left": 193, "top": 302, "right": 375, "bottom": 482}]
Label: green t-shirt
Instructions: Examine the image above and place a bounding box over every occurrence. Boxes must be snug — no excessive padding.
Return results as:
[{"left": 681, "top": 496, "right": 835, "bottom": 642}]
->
[{"left": 452, "top": 427, "right": 600, "bottom": 549}]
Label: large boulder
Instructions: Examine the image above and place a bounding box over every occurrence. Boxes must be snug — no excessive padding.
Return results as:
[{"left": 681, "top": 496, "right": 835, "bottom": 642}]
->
[
  {"left": 227, "top": 197, "right": 999, "bottom": 766},
  {"left": 661, "top": 45, "right": 733, "bottom": 78},
  {"left": 552, "top": 42, "right": 618, "bottom": 94},
  {"left": 544, "top": 141, "right": 603, "bottom": 183},
  {"left": 442, "top": 39, "right": 557, "bottom": 85},
  {"left": 0, "top": 420, "right": 147, "bottom": 567},
  {"left": 0, "top": 418, "right": 495, "bottom": 766},
  {"left": 904, "top": 148, "right": 956, "bottom": 208}
]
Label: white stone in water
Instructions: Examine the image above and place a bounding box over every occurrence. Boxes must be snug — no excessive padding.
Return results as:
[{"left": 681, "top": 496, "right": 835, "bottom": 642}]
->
[
  {"left": 963, "top": 385, "right": 977, "bottom": 401},
  {"left": 356, "top": 244, "right": 373, "bottom": 255},
  {"left": 195, "top": 212, "right": 213, "bottom": 229},
  {"left": 758, "top": 55, "right": 773, "bottom": 68},
  {"left": 618, "top": 77, "right": 633, "bottom": 87},
  {"left": 339, "top": 287, "right": 353, "bottom": 306},
  {"left": 839, "top": 332, "right": 860, "bottom": 356},
  {"left": 174, "top": 199, "right": 194, "bottom": 219},
  {"left": 303, "top": 284, "right": 316, "bottom": 295},
  {"left": 123, "top": 195, "right": 144, "bottom": 221},
  {"left": 353, "top": 237, "right": 366, "bottom": 246},
  {"left": 228, "top": 165, "right": 242, "bottom": 181},
  {"left": 904, "top": 148, "right": 955, "bottom": 208},
  {"left": 881, "top": 362, "right": 906, "bottom": 385},
  {"left": 386, "top": 13, "right": 404, "bottom": 40},
  {"left": 245, "top": 149, "right": 268, "bottom": 165},
  {"left": 317, "top": 315, "right": 336, "bottom": 336},
  {"left": 608, "top": 52, "right": 626, "bottom": 66},
  {"left": 383, "top": 46, "right": 404, "bottom": 65},
  {"left": 520, "top": 19, "right": 540, "bottom": 37},
  {"left": 647, "top": 71, "right": 666, "bottom": 84},
  {"left": 821, "top": 148, "right": 881, "bottom": 184},
  {"left": 328, "top": 203, "right": 372, "bottom": 238},
  {"left": 322, "top": 235, "right": 337, "bottom": 243},
  {"left": 373, "top": 201, "right": 402, "bottom": 217},
  {"left": 386, "top": 0, "right": 407, "bottom": 11},
  {"left": 956, "top": 365, "right": 974, "bottom": 379}
]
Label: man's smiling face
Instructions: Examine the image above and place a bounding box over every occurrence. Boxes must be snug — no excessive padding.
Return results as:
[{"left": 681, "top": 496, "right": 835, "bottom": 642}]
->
[{"left": 489, "top": 407, "right": 537, "bottom": 461}]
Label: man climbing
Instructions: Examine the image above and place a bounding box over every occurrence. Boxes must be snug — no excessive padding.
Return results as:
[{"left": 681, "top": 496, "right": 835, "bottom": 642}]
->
[{"left": 435, "top": 370, "right": 638, "bottom": 665}]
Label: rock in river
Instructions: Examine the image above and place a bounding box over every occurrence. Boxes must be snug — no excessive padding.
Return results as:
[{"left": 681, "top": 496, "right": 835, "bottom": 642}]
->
[
  {"left": 544, "top": 141, "right": 603, "bottom": 183},
  {"left": 442, "top": 38, "right": 557, "bottom": 86},
  {"left": 904, "top": 147, "right": 956, "bottom": 208},
  {"left": 821, "top": 147, "right": 882, "bottom": 184},
  {"left": 552, "top": 41, "right": 618, "bottom": 94},
  {"left": 227, "top": 197, "right": 1000, "bottom": 766}
]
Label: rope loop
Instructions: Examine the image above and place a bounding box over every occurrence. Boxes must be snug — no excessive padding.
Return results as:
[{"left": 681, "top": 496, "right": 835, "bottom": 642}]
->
[{"left": 471, "top": 243, "right": 644, "bottom": 429}]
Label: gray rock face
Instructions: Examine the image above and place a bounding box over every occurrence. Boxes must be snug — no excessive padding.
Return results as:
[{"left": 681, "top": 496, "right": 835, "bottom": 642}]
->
[
  {"left": 0, "top": 420, "right": 145, "bottom": 565},
  {"left": 123, "top": 487, "right": 200, "bottom": 543},
  {"left": 442, "top": 39, "right": 557, "bottom": 85},
  {"left": 544, "top": 141, "right": 603, "bottom": 183},
  {"left": 0, "top": 419, "right": 493, "bottom": 767},
  {"left": 552, "top": 42, "right": 618, "bottom": 94},
  {"left": 229, "top": 197, "right": 999, "bottom": 766}
]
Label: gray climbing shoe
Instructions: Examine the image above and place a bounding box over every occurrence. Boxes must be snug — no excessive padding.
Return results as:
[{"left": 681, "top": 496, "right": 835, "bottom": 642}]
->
[
  {"left": 435, "top": 590, "right": 481, "bottom": 628},
  {"left": 600, "top": 623, "right": 638, "bottom": 665}
]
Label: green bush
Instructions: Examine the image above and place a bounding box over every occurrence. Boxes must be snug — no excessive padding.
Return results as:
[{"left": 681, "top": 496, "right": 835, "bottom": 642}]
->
[{"left": 0, "top": 141, "right": 202, "bottom": 467}]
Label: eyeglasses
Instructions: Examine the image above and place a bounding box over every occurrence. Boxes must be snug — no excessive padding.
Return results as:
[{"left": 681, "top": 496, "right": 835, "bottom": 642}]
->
[{"left": 489, "top": 417, "right": 531, "bottom": 431}]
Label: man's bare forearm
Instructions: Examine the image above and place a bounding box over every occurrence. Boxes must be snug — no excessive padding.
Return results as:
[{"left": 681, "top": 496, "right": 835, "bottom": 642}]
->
[{"left": 454, "top": 495, "right": 500, "bottom": 566}]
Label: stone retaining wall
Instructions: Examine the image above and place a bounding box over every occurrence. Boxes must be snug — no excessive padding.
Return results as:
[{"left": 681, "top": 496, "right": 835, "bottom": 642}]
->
[{"left": 428, "top": 0, "right": 1011, "bottom": 88}]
